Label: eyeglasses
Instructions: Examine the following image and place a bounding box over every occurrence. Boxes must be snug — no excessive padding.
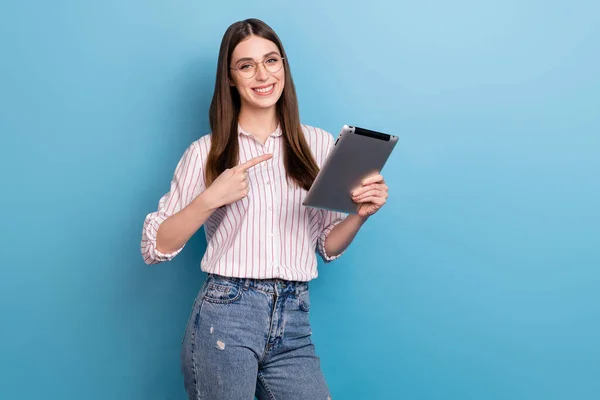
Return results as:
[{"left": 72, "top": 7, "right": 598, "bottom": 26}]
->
[{"left": 230, "top": 54, "right": 285, "bottom": 79}]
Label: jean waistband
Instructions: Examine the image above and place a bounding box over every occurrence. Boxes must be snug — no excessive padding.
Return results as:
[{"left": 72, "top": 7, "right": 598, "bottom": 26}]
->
[{"left": 207, "top": 273, "right": 309, "bottom": 296}]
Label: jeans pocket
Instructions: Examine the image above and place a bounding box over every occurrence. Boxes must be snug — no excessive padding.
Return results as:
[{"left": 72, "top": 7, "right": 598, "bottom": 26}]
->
[
  {"left": 203, "top": 280, "right": 242, "bottom": 305},
  {"left": 298, "top": 290, "right": 310, "bottom": 312}
]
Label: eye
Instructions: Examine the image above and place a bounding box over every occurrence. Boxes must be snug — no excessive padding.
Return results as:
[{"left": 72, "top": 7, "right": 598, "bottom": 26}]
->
[
  {"left": 239, "top": 63, "right": 253, "bottom": 70},
  {"left": 265, "top": 57, "right": 279, "bottom": 64}
]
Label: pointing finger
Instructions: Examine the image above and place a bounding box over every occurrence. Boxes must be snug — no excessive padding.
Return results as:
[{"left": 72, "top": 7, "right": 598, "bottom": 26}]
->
[{"left": 238, "top": 154, "right": 273, "bottom": 171}]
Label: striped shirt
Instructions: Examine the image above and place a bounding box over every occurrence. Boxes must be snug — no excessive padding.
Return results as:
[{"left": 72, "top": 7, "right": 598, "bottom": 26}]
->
[{"left": 141, "top": 124, "right": 347, "bottom": 281}]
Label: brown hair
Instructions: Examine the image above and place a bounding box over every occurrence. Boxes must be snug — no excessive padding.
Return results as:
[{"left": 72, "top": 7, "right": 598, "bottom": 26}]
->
[{"left": 205, "top": 18, "right": 319, "bottom": 191}]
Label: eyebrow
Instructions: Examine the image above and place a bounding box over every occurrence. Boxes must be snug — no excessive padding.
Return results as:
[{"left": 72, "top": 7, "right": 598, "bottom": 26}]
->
[{"left": 233, "top": 51, "right": 281, "bottom": 64}]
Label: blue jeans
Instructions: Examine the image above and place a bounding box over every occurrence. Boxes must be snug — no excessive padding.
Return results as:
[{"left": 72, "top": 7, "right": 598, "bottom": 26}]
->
[{"left": 180, "top": 274, "right": 332, "bottom": 400}]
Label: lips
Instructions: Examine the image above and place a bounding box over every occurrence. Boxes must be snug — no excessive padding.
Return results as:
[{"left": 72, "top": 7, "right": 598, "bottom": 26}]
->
[{"left": 252, "top": 84, "right": 275, "bottom": 95}]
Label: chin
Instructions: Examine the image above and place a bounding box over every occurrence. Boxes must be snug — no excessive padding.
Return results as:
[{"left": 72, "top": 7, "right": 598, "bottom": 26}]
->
[
  {"left": 247, "top": 90, "right": 283, "bottom": 109},
  {"left": 254, "top": 99, "right": 280, "bottom": 109}
]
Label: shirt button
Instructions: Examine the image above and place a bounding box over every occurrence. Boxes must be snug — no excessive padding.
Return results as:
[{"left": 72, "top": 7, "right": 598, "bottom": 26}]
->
[{"left": 266, "top": 181, "right": 271, "bottom": 185}]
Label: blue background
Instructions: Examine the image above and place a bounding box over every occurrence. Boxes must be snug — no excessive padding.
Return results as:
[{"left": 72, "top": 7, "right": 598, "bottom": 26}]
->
[{"left": 1, "top": 1, "right": 599, "bottom": 399}]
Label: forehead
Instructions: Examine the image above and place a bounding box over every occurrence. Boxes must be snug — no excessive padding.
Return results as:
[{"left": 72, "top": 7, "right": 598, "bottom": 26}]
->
[{"left": 231, "top": 36, "right": 280, "bottom": 62}]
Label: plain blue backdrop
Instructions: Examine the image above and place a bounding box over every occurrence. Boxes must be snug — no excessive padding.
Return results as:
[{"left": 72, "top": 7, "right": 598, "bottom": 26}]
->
[{"left": 1, "top": 1, "right": 599, "bottom": 399}]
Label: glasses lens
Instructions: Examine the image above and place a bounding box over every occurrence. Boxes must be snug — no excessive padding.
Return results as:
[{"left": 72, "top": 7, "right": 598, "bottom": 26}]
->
[
  {"left": 234, "top": 55, "right": 283, "bottom": 79},
  {"left": 265, "top": 56, "right": 283, "bottom": 73},
  {"left": 237, "top": 62, "right": 257, "bottom": 79}
]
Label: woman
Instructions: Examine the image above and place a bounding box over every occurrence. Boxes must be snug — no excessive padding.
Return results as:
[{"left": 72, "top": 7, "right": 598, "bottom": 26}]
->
[{"left": 141, "top": 18, "right": 388, "bottom": 400}]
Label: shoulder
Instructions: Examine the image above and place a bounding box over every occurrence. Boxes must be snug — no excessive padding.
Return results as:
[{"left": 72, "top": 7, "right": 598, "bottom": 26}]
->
[
  {"left": 184, "top": 133, "right": 212, "bottom": 158},
  {"left": 300, "top": 124, "right": 335, "bottom": 140},
  {"left": 300, "top": 124, "right": 337, "bottom": 165},
  {"left": 173, "top": 134, "right": 212, "bottom": 170},
  {"left": 194, "top": 133, "right": 212, "bottom": 153},
  {"left": 300, "top": 124, "right": 336, "bottom": 147}
]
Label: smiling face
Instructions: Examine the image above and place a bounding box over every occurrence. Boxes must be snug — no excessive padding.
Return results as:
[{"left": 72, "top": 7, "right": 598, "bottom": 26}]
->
[{"left": 229, "top": 35, "right": 285, "bottom": 112}]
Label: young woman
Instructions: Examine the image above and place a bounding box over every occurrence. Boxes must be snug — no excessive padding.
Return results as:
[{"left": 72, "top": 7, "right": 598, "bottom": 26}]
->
[{"left": 141, "top": 18, "right": 388, "bottom": 400}]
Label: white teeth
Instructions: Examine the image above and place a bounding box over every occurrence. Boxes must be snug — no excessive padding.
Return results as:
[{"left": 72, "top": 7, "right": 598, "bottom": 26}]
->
[{"left": 254, "top": 84, "right": 274, "bottom": 93}]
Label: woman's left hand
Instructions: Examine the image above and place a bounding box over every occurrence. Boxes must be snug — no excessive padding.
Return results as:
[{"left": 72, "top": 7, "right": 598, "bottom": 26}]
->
[{"left": 351, "top": 173, "right": 388, "bottom": 217}]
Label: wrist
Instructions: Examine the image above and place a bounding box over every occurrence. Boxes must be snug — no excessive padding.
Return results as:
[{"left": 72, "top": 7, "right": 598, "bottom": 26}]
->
[
  {"left": 194, "top": 190, "right": 220, "bottom": 213},
  {"left": 350, "top": 213, "right": 369, "bottom": 224}
]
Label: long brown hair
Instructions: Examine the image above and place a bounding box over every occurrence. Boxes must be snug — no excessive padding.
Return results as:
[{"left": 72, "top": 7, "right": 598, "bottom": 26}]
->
[{"left": 205, "top": 18, "right": 319, "bottom": 191}]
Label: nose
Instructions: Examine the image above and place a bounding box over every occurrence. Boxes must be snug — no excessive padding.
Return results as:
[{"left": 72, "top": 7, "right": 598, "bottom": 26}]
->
[{"left": 255, "top": 63, "right": 269, "bottom": 81}]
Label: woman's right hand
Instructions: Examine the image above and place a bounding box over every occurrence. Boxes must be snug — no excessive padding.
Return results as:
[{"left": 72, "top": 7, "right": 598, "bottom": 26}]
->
[{"left": 202, "top": 153, "right": 273, "bottom": 210}]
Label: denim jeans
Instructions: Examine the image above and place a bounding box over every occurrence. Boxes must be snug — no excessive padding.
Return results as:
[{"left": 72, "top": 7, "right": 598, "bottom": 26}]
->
[{"left": 180, "top": 273, "right": 332, "bottom": 400}]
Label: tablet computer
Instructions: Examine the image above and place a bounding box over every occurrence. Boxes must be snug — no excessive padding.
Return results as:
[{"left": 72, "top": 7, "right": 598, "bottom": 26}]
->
[{"left": 302, "top": 125, "right": 398, "bottom": 214}]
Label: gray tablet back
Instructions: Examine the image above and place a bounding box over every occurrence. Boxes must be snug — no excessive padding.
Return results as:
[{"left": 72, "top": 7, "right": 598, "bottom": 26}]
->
[{"left": 302, "top": 125, "right": 398, "bottom": 214}]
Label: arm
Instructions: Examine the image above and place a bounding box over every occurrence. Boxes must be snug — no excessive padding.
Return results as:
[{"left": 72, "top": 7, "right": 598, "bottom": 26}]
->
[
  {"left": 155, "top": 192, "right": 215, "bottom": 255},
  {"left": 321, "top": 173, "right": 389, "bottom": 260},
  {"left": 156, "top": 150, "right": 269, "bottom": 252},
  {"left": 312, "top": 129, "right": 389, "bottom": 261},
  {"left": 141, "top": 145, "right": 272, "bottom": 264},
  {"left": 322, "top": 214, "right": 368, "bottom": 258},
  {"left": 141, "top": 143, "right": 205, "bottom": 264}
]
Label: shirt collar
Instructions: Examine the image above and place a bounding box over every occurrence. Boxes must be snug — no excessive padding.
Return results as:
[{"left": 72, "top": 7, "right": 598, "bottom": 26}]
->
[{"left": 238, "top": 124, "right": 282, "bottom": 138}]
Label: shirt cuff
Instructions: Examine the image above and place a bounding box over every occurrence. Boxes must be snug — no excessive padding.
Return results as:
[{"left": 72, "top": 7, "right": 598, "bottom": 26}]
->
[
  {"left": 141, "top": 215, "right": 184, "bottom": 264},
  {"left": 317, "top": 217, "right": 346, "bottom": 262}
]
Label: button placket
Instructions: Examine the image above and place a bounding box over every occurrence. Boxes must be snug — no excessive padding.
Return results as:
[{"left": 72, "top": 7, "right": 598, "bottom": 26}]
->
[
  {"left": 265, "top": 138, "right": 281, "bottom": 275},
  {"left": 262, "top": 138, "right": 277, "bottom": 275}
]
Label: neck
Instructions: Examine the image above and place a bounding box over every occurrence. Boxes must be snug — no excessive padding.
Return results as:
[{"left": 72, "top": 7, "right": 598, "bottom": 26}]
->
[{"left": 238, "top": 105, "right": 279, "bottom": 143}]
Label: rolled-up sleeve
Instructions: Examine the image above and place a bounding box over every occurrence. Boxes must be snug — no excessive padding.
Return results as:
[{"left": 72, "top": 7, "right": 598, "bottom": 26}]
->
[
  {"left": 316, "top": 210, "right": 347, "bottom": 262},
  {"left": 141, "top": 142, "right": 204, "bottom": 265}
]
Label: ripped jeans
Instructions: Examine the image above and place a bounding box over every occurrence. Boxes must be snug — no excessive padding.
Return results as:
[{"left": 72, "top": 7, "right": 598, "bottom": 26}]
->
[{"left": 181, "top": 273, "right": 332, "bottom": 400}]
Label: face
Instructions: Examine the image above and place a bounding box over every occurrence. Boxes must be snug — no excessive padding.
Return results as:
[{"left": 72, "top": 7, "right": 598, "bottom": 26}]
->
[{"left": 229, "top": 35, "right": 285, "bottom": 111}]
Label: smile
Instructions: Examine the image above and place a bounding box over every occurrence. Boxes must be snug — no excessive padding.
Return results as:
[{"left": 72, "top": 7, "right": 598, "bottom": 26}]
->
[{"left": 252, "top": 84, "right": 275, "bottom": 95}]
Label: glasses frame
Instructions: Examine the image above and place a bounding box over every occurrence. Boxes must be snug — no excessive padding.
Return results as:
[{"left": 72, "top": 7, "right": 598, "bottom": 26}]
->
[{"left": 230, "top": 56, "right": 285, "bottom": 79}]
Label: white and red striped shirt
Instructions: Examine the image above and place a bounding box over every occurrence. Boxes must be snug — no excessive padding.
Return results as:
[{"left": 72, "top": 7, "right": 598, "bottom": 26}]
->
[{"left": 141, "top": 124, "right": 347, "bottom": 281}]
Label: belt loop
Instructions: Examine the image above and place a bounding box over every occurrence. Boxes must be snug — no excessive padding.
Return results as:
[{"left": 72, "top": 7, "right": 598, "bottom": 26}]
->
[{"left": 243, "top": 278, "right": 250, "bottom": 290}]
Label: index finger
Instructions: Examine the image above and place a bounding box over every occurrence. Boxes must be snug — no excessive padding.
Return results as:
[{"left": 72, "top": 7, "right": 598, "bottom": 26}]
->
[
  {"left": 362, "top": 173, "right": 384, "bottom": 185},
  {"left": 238, "top": 153, "right": 273, "bottom": 171}
]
